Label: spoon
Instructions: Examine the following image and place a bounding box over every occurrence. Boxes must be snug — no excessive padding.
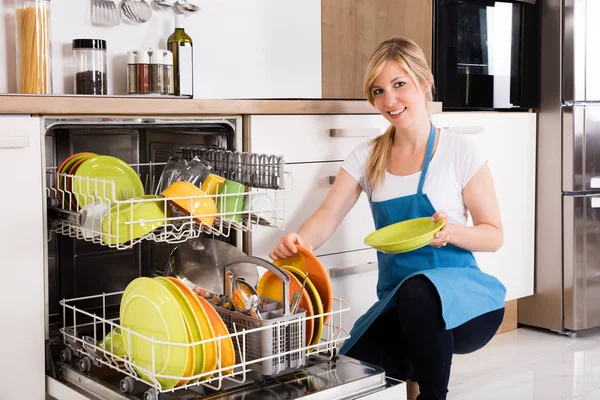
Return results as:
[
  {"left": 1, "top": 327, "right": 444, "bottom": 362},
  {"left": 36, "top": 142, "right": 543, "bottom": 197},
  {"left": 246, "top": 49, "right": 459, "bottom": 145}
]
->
[
  {"left": 153, "top": 0, "right": 173, "bottom": 8},
  {"left": 233, "top": 277, "right": 262, "bottom": 319},
  {"left": 173, "top": 0, "right": 200, "bottom": 14}
]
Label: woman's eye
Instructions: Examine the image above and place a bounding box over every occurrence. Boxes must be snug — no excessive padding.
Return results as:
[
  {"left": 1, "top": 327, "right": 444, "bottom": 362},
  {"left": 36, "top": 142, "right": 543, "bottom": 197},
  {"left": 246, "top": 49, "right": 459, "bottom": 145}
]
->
[
  {"left": 373, "top": 88, "right": 383, "bottom": 95},
  {"left": 394, "top": 82, "right": 406, "bottom": 88}
]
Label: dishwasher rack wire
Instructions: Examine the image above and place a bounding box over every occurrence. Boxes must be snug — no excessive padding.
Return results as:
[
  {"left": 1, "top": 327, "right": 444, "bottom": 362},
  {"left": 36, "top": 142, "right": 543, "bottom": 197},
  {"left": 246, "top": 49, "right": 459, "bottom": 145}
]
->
[
  {"left": 46, "top": 161, "right": 292, "bottom": 250},
  {"left": 59, "top": 291, "right": 350, "bottom": 399}
]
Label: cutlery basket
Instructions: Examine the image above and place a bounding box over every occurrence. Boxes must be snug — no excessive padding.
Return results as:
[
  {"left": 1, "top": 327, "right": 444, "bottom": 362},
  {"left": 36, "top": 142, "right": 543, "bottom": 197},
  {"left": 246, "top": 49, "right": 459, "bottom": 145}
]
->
[{"left": 218, "top": 255, "right": 306, "bottom": 376}]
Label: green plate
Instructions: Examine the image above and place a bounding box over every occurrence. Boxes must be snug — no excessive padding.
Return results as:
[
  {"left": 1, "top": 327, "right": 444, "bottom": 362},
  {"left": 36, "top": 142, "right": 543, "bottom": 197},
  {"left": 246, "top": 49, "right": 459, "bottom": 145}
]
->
[
  {"left": 155, "top": 277, "right": 206, "bottom": 380},
  {"left": 364, "top": 216, "right": 446, "bottom": 254},
  {"left": 120, "top": 277, "right": 189, "bottom": 390},
  {"left": 73, "top": 155, "right": 144, "bottom": 208},
  {"left": 101, "top": 195, "right": 165, "bottom": 246}
]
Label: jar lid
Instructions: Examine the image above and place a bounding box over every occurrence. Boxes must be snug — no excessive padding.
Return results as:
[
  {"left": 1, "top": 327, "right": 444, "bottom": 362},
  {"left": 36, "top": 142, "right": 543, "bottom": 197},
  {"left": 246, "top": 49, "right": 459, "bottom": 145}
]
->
[
  {"left": 73, "top": 39, "right": 107, "bottom": 50},
  {"left": 150, "top": 49, "right": 164, "bottom": 65},
  {"left": 137, "top": 49, "right": 150, "bottom": 64},
  {"left": 164, "top": 50, "right": 173, "bottom": 66}
]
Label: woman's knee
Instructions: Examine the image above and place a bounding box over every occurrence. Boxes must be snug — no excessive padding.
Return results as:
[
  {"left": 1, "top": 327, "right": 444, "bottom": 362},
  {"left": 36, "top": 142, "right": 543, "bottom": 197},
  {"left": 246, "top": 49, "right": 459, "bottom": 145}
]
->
[{"left": 395, "top": 275, "right": 442, "bottom": 319}]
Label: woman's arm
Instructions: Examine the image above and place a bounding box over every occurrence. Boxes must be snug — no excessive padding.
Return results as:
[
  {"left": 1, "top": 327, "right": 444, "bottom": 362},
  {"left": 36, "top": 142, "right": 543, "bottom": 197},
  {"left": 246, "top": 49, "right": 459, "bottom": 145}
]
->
[
  {"left": 270, "top": 168, "right": 362, "bottom": 260},
  {"left": 431, "top": 163, "right": 503, "bottom": 252}
]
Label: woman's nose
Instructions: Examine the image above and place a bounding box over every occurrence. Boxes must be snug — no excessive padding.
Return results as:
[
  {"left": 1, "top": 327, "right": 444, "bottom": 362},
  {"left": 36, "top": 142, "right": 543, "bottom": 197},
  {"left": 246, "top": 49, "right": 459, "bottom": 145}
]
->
[{"left": 384, "top": 91, "right": 397, "bottom": 107}]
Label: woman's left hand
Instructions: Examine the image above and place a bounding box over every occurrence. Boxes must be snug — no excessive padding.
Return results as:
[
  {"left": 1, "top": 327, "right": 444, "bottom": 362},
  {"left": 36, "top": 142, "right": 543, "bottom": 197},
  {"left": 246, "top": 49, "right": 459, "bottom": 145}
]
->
[{"left": 429, "top": 210, "right": 452, "bottom": 248}]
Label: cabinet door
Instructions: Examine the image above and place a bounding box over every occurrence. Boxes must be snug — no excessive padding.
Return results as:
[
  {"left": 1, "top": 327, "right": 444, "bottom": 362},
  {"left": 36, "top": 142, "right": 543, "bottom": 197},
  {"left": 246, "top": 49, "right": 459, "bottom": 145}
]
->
[
  {"left": 431, "top": 112, "right": 536, "bottom": 301},
  {"left": 250, "top": 162, "right": 375, "bottom": 259},
  {"left": 0, "top": 116, "right": 45, "bottom": 399},
  {"left": 322, "top": 0, "right": 433, "bottom": 99}
]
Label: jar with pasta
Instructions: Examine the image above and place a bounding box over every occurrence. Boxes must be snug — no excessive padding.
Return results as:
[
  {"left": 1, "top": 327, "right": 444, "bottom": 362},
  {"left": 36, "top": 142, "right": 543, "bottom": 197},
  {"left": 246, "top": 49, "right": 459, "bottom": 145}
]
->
[{"left": 15, "top": 0, "right": 52, "bottom": 94}]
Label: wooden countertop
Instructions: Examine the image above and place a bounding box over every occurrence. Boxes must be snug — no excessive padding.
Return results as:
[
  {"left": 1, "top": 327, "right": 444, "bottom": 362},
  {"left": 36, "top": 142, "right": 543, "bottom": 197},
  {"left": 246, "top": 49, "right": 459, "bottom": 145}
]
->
[{"left": 0, "top": 95, "right": 382, "bottom": 115}]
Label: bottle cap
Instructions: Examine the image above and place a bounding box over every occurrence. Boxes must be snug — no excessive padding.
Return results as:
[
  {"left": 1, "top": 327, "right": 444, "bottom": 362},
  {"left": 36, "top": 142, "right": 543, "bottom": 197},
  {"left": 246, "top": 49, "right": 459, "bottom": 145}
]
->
[
  {"left": 175, "top": 14, "right": 184, "bottom": 28},
  {"left": 150, "top": 49, "right": 164, "bottom": 65},
  {"left": 137, "top": 49, "right": 150, "bottom": 64},
  {"left": 163, "top": 50, "right": 173, "bottom": 66},
  {"left": 128, "top": 50, "right": 137, "bottom": 64}
]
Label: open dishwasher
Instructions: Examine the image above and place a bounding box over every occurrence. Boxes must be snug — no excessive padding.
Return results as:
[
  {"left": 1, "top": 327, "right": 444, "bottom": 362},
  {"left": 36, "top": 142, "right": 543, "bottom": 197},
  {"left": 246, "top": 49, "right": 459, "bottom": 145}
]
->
[{"left": 40, "top": 116, "right": 406, "bottom": 400}]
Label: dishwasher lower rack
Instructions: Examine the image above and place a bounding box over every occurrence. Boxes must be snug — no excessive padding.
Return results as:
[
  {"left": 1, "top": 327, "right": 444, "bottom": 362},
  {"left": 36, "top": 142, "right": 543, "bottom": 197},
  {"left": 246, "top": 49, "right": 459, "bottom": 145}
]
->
[
  {"left": 46, "top": 161, "right": 292, "bottom": 250},
  {"left": 59, "top": 291, "right": 350, "bottom": 399}
]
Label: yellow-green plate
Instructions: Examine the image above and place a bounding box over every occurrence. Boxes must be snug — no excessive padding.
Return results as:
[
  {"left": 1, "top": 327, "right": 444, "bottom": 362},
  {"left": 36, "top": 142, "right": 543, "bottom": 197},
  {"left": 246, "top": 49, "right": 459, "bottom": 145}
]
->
[
  {"left": 73, "top": 155, "right": 144, "bottom": 208},
  {"left": 364, "top": 216, "right": 446, "bottom": 254},
  {"left": 120, "top": 277, "right": 189, "bottom": 390},
  {"left": 281, "top": 265, "right": 324, "bottom": 346},
  {"left": 101, "top": 195, "right": 165, "bottom": 245},
  {"left": 155, "top": 277, "right": 206, "bottom": 381}
]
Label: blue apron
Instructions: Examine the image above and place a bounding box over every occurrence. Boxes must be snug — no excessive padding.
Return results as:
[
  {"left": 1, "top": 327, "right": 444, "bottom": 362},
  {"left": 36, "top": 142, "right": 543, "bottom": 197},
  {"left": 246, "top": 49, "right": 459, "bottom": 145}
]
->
[{"left": 340, "top": 123, "right": 506, "bottom": 355}]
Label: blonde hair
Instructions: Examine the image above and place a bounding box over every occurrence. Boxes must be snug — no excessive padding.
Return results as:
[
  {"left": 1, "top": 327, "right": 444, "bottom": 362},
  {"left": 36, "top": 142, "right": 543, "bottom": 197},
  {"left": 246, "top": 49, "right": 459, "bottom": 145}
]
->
[{"left": 364, "top": 37, "right": 435, "bottom": 189}]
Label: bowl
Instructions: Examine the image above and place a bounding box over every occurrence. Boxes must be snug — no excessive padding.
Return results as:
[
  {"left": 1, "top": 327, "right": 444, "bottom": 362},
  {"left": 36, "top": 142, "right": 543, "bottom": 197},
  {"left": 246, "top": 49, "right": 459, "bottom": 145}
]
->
[
  {"left": 364, "top": 216, "right": 446, "bottom": 254},
  {"left": 101, "top": 195, "right": 165, "bottom": 245},
  {"left": 161, "top": 181, "right": 217, "bottom": 226}
]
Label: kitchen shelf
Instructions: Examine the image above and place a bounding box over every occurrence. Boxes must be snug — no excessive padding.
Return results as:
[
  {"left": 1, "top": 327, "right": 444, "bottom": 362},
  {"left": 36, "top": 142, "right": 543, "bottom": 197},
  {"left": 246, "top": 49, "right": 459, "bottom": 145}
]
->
[
  {"left": 59, "top": 290, "right": 350, "bottom": 397},
  {"left": 45, "top": 161, "right": 291, "bottom": 250}
]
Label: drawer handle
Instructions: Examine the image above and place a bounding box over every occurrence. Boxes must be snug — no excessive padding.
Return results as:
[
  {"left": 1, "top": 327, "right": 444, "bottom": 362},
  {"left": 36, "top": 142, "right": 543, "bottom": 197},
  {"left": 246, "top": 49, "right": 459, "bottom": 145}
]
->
[
  {"left": 329, "top": 128, "right": 380, "bottom": 138},
  {"left": 329, "top": 262, "right": 377, "bottom": 278},
  {"left": 591, "top": 177, "right": 600, "bottom": 188},
  {"left": 0, "top": 136, "right": 30, "bottom": 149},
  {"left": 441, "top": 126, "right": 484, "bottom": 135}
]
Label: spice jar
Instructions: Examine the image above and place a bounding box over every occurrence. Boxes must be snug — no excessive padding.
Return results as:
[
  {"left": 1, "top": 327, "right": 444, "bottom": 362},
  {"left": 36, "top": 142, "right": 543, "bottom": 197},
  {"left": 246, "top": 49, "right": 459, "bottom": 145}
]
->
[
  {"left": 136, "top": 49, "right": 151, "bottom": 94},
  {"left": 72, "top": 39, "right": 107, "bottom": 95},
  {"left": 163, "top": 50, "right": 174, "bottom": 95},
  {"left": 127, "top": 50, "right": 138, "bottom": 94},
  {"left": 150, "top": 50, "right": 165, "bottom": 94},
  {"left": 15, "top": 0, "right": 52, "bottom": 94}
]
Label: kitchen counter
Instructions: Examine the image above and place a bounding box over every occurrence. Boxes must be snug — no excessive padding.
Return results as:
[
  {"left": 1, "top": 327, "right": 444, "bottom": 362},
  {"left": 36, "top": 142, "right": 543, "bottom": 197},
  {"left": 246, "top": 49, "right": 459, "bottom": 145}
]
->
[
  {"left": 0, "top": 95, "right": 443, "bottom": 115},
  {"left": 0, "top": 95, "right": 381, "bottom": 115}
]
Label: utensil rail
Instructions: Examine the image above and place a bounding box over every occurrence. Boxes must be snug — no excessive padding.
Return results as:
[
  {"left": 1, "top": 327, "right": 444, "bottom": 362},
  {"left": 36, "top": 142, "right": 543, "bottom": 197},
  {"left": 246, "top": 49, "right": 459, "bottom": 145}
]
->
[
  {"left": 46, "top": 161, "right": 292, "bottom": 250},
  {"left": 59, "top": 291, "right": 350, "bottom": 395}
]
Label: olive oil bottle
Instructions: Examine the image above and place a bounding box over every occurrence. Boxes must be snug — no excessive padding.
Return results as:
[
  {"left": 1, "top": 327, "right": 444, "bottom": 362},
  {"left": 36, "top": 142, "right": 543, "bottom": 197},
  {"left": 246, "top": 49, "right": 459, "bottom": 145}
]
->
[{"left": 167, "top": 14, "right": 193, "bottom": 97}]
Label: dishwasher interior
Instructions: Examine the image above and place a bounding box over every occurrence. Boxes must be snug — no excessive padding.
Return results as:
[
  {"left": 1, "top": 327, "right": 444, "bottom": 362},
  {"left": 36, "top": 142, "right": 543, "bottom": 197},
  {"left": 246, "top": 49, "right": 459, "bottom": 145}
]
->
[{"left": 43, "top": 117, "right": 404, "bottom": 400}]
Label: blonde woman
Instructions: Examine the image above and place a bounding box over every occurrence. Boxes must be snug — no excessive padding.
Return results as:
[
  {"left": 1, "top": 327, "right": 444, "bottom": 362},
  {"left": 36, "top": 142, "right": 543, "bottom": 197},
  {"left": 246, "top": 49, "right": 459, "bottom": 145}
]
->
[{"left": 270, "top": 37, "right": 506, "bottom": 399}]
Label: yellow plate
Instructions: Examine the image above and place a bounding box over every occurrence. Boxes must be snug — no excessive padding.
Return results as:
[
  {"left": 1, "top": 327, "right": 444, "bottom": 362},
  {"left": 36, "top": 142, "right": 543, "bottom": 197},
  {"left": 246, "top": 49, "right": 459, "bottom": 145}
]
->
[
  {"left": 280, "top": 265, "right": 324, "bottom": 346},
  {"left": 101, "top": 195, "right": 165, "bottom": 245},
  {"left": 165, "top": 277, "right": 217, "bottom": 380},
  {"left": 364, "top": 217, "right": 446, "bottom": 254},
  {"left": 155, "top": 277, "right": 206, "bottom": 381},
  {"left": 120, "top": 277, "right": 188, "bottom": 390}
]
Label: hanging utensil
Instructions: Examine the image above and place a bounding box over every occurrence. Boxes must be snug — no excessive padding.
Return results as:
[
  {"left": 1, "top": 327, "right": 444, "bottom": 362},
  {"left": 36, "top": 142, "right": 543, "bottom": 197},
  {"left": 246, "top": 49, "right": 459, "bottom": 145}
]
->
[
  {"left": 173, "top": 0, "right": 200, "bottom": 14},
  {"left": 153, "top": 0, "right": 173, "bottom": 8}
]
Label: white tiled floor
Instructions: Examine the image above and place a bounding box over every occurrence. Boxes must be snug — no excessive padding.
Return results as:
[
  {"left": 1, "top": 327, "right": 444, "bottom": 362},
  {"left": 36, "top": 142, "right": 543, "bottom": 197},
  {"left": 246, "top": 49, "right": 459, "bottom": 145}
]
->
[{"left": 448, "top": 326, "right": 600, "bottom": 399}]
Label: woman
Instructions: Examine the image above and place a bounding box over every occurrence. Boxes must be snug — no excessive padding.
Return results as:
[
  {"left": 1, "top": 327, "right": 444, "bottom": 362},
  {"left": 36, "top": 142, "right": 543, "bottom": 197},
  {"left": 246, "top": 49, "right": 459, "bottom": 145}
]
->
[{"left": 270, "top": 37, "right": 506, "bottom": 400}]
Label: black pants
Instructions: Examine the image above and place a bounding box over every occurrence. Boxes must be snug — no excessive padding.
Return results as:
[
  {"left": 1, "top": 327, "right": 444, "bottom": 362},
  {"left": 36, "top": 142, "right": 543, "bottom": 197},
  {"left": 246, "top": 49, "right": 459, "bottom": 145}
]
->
[{"left": 346, "top": 275, "right": 504, "bottom": 400}]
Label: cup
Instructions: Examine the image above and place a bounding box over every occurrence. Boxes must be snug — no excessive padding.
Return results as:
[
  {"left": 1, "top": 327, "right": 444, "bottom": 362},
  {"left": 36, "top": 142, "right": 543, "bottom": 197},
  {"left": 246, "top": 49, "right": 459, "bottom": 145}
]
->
[
  {"left": 217, "top": 180, "right": 245, "bottom": 223},
  {"left": 200, "top": 174, "right": 225, "bottom": 197}
]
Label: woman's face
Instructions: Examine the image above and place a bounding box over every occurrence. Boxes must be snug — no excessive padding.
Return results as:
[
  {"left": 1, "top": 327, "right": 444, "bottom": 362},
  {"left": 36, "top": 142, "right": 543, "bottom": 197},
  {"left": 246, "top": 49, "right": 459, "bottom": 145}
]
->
[{"left": 371, "top": 60, "right": 429, "bottom": 131}]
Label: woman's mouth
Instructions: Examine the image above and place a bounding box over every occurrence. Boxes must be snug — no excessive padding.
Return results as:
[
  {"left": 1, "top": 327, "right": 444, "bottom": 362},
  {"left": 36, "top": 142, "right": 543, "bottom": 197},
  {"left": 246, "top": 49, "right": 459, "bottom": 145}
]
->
[{"left": 388, "top": 107, "right": 406, "bottom": 119}]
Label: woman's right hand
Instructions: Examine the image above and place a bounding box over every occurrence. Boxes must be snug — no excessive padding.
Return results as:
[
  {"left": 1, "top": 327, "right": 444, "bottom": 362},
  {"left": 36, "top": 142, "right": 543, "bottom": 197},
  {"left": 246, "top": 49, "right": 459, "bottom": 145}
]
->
[{"left": 269, "top": 232, "right": 311, "bottom": 261}]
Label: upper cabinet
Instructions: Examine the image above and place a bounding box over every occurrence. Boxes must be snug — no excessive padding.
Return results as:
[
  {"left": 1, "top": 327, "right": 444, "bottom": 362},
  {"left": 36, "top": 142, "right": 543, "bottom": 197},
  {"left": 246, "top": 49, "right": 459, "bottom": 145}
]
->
[{"left": 322, "top": 0, "right": 433, "bottom": 99}]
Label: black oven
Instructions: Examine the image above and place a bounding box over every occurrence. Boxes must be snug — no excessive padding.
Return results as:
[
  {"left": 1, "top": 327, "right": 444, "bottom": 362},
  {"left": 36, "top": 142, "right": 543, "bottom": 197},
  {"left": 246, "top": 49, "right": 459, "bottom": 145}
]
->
[{"left": 433, "top": 0, "right": 539, "bottom": 110}]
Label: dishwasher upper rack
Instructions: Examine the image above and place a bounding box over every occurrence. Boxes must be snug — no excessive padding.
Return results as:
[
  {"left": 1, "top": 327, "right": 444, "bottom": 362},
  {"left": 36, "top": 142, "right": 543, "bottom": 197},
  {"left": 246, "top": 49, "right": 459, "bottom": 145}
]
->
[
  {"left": 45, "top": 161, "right": 291, "bottom": 250},
  {"left": 59, "top": 291, "right": 350, "bottom": 399},
  {"left": 180, "top": 148, "right": 285, "bottom": 190}
]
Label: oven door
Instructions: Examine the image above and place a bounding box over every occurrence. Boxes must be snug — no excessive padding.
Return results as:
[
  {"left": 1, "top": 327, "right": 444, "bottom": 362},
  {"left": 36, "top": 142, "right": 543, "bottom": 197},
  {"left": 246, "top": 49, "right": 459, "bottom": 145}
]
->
[{"left": 433, "top": 0, "right": 539, "bottom": 110}]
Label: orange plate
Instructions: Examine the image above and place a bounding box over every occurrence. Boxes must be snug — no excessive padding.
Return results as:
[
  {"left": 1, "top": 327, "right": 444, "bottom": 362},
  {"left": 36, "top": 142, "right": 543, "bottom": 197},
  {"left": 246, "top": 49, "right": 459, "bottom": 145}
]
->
[
  {"left": 196, "top": 296, "right": 236, "bottom": 374},
  {"left": 257, "top": 268, "right": 314, "bottom": 346},
  {"left": 55, "top": 152, "right": 96, "bottom": 204},
  {"left": 161, "top": 181, "right": 217, "bottom": 226},
  {"left": 274, "top": 245, "right": 333, "bottom": 324},
  {"left": 167, "top": 277, "right": 217, "bottom": 380}
]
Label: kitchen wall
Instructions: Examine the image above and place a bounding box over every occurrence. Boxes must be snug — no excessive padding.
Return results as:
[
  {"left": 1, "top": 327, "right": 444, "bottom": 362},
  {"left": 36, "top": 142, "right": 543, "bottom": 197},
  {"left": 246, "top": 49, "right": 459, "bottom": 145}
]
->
[{"left": 0, "top": 0, "right": 322, "bottom": 98}]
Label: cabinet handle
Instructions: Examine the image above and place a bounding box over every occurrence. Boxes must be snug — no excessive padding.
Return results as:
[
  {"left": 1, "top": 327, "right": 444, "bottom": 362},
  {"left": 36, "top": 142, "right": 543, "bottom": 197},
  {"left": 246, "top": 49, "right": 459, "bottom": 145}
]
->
[
  {"left": 328, "top": 176, "right": 336, "bottom": 185},
  {"left": 0, "top": 136, "right": 30, "bottom": 149},
  {"left": 591, "top": 177, "right": 600, "bottom": 189},
  {"left": 329, "top": 262, "right": 377, "bottom": 278},
  {"left": 329, "top": 128, "right": 379, "bottom": 138},
  {"left": 441, "top": 126, "right": 484, "bottom": 135}
]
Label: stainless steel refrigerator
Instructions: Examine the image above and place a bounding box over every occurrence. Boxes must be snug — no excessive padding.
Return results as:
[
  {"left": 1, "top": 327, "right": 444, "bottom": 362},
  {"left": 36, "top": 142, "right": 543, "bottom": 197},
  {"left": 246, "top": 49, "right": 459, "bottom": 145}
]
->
[{"left": 518, "top": 0, "right": 600, "bottom": 333}]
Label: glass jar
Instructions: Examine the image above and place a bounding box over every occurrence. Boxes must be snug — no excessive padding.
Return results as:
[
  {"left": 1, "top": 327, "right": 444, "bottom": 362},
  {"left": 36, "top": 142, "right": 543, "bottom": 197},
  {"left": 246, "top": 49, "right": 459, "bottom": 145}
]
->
[
  {"left": 15, "top": 0, "right": 52, "bottom": 94},
  {"left": 72, "top": 39, "right": 107, "bottom": 95}
]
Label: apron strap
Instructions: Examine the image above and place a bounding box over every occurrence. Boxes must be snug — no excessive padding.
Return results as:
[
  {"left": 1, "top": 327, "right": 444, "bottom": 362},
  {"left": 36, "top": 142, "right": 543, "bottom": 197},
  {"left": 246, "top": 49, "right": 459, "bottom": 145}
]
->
[{"left": 417, "top": 123, "right": 437, "bottom": 194}]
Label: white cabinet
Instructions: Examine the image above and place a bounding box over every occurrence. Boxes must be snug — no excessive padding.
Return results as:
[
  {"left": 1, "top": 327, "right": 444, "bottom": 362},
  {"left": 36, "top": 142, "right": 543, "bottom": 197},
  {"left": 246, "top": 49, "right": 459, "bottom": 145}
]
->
[
  {"left": 431, "top": 112, "right": 536, "bottom": 301},
  {"left": 0, "top": 116, "right": 45, "bottom": 399}
]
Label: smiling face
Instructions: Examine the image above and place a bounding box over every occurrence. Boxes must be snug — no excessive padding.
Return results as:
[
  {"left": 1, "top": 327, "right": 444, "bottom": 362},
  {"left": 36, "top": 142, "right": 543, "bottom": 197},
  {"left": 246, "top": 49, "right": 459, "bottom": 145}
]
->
[{"left": 370, "top": 60, "right": 430, "bottom": 131}]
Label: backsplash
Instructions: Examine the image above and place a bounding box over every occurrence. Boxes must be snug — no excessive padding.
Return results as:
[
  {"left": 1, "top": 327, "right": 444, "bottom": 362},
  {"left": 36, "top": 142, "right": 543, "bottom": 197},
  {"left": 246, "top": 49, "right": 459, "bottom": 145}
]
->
[{"left": 0, "top": 0, "right": 322, "bottom": 98}]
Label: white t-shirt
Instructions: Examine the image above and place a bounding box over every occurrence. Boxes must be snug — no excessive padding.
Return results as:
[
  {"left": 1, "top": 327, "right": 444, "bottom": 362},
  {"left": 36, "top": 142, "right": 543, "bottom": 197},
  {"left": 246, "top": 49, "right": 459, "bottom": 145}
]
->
[{"left": 341, "top": 129, "right": 485, "bottom": 226}]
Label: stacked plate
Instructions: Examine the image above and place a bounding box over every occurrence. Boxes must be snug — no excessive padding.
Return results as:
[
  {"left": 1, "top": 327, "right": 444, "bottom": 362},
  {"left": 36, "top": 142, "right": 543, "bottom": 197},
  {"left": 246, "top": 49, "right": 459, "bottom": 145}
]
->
[
  {"left": 258, "top": 246, "right": 333, "bottom": 347},
  {"left": 117, "top": 276, "right": 235, "bottom": 389}
]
